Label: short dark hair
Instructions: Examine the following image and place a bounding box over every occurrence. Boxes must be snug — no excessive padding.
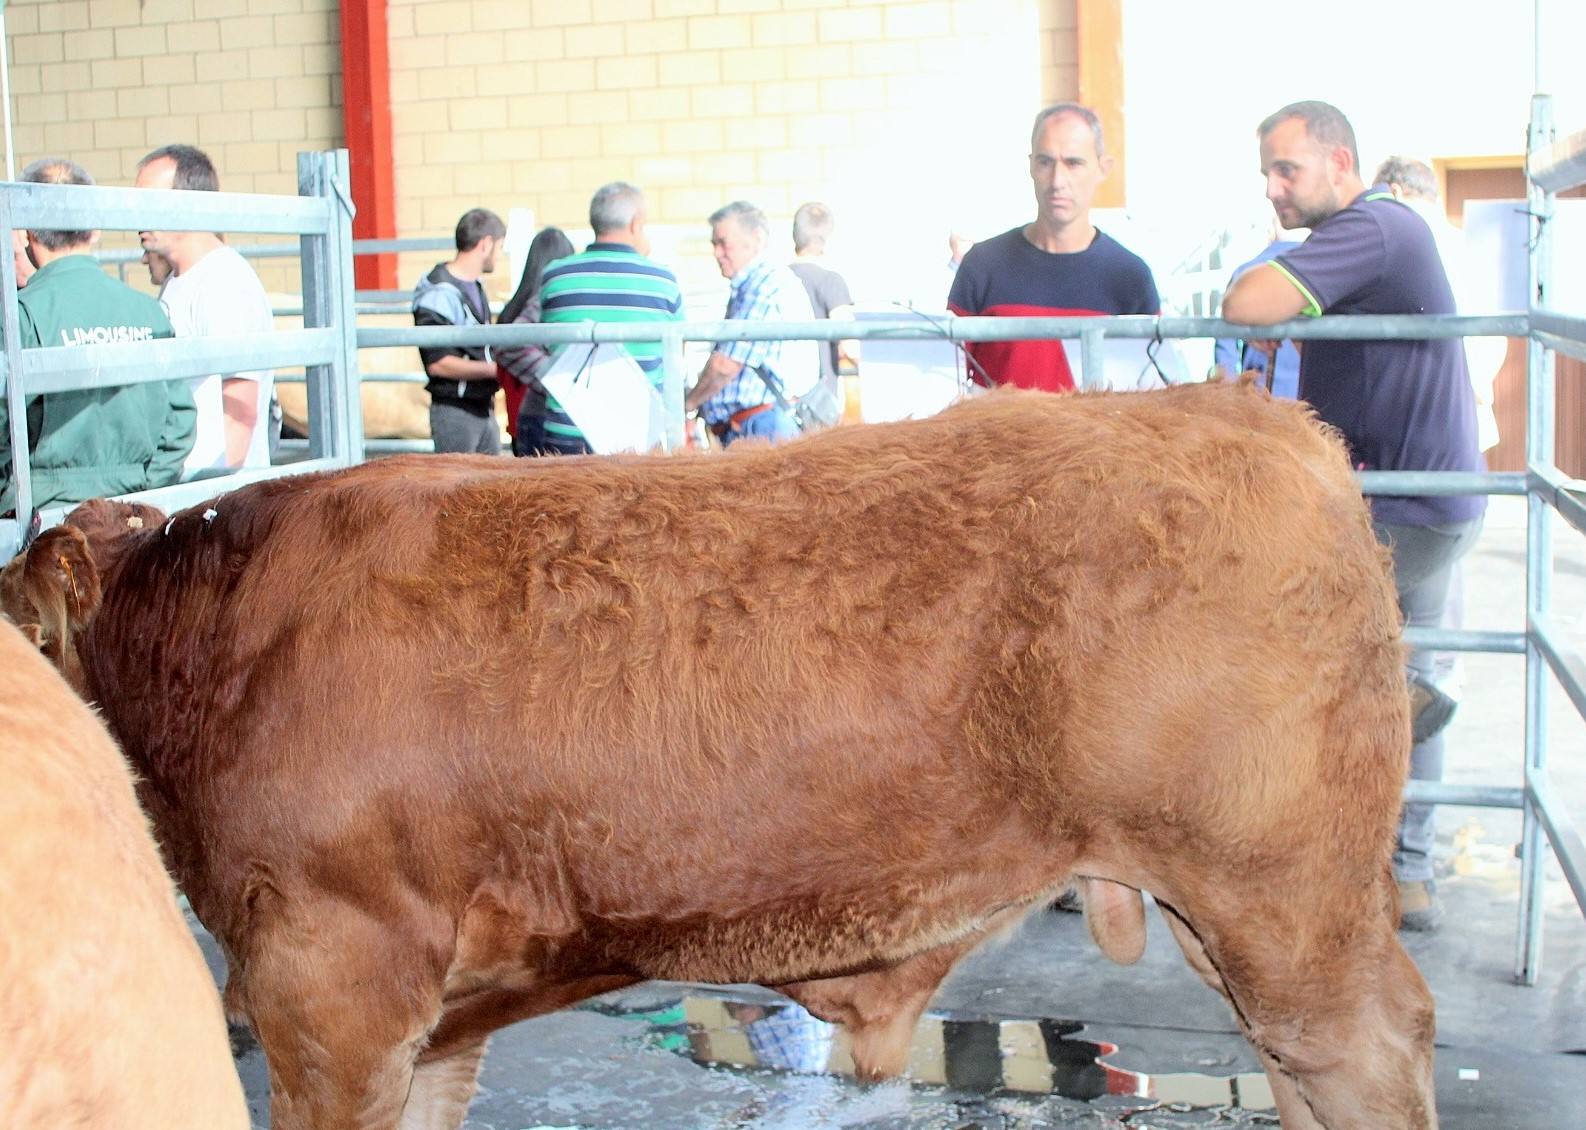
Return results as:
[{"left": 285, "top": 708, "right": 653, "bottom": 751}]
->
[
  {"left": 792, "top": 202, "right": 834, "bottom": 253},
  {"left": 708, "top": 200, "right": 768, "bottom": 239},
  {"left": 455, "top": 208, "right": 506, "bottom": 251},
  {"left": 1373, "top": 155, "right": 1438, "bottom": 201},
  {"left": 137, "top": 144, "right": 219, "bottom": 191},
  {"left": 1257, "top": 100, "right": 1360, "bottom": 177},
  {"left": 20, "top": 157, "right": 95, "bottom": 250},
  {"left": 1031, "top": 102, "right": 1104, "bottom": 156}
]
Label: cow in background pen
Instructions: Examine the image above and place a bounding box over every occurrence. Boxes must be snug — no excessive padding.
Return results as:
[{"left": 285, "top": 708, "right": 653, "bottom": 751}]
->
[{"left": 3, "top": 382, "right": 1436, "bottom": 1130}]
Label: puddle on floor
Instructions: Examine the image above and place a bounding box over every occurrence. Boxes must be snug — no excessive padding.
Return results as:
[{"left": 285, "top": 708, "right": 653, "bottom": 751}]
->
[{"left": 584, "top": 993, "right": 1277, "bottom": 1116}]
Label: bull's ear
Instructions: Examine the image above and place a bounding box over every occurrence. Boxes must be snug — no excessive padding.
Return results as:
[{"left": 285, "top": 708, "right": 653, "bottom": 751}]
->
[{"left": 15, "top": 525, "right": 103, "bottom": 668}]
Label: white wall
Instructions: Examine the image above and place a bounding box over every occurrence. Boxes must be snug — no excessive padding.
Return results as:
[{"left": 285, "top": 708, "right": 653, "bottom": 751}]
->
[{"left": 1122, "top": 0, "right": 1586, "bottom": 248}]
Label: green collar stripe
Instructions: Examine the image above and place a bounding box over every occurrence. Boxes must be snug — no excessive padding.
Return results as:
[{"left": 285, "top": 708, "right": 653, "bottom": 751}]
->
[{"left": 1268, "top": 260, "right": 1323, "bottom": 317}]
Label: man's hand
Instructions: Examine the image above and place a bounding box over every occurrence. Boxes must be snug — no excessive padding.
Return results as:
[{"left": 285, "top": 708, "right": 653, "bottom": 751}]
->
[{"left": 685, "top": 351, "right": 745, "bottom": 413}]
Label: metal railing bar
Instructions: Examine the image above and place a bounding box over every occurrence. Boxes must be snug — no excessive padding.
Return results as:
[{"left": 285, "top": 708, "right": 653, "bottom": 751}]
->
[
  {"left": 349, "top": 238, "right": 454, "bottom": 255},
  {"left": 1526, "top": 125, "right": 1586, "bottom": 194},
  {"left": 1404, "top": 782, "right": 1524, "bottom": 808},
  {"left": 278, "top": 437, "right": 432, "bottom": 455},
  {"left": 3, "top": 182, "right": 330, "bottom": 236},
  {"left": 275, "top": 371, "right": 428, "bottom": 384},
  {"left": 358, "top": 313, "right": 1532, "bottom": 351},
  {"left": 1524, "top": 775, "right": 1586, "bottom": 916},
  {"left": 1358, "top": 470, "right": 1527, "bottom": 497},
  {"left": 1404, "top": 627, "right": 1527, "bottom": 654},
  {"left": 32, "top": 459, "right": 345, "bottom": 532},
  {"left": 1528, "top": 464, "right": 1586, "bottom": 540},
  {"left": 1530, "top": 613, "right": 1586, "bottom": 726},
  {"left": 1531, "top": 329, "right": 1586, "bottom": 366},
  {"left": 1528, "top": 307, "right": 1586, "bottom": 342},
  {"left": 2, "top": 329, "right": 338, "bottom": 396}
]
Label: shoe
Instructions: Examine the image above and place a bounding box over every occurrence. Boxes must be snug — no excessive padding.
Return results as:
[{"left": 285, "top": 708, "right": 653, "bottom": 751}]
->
[
  {"left": 1051, "top": 885, "right": 1083, "bottom": 914},
  {"left": 1408, "top": 677, "right": 1458, "bottom": 744},
  {"left": 1397, "top": 879, "right": 1444, "bottom": 932}
]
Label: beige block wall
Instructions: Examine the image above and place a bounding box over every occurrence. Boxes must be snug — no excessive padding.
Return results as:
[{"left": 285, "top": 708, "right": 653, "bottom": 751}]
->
[
  {"left": 6, "top": 0, "right": 1077, "bottom": 316},
  {"left": 387, "top": 0, "right": 1079, "bottom": 310},
  {"left": 4, "top": 0, "right": 344, "bottom": 295}
]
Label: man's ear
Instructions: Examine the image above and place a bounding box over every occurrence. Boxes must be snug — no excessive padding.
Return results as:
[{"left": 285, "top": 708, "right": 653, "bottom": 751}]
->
[
  {"left": 1099, "top": 153, "right": 1116, "bottom": 179},
  {"left": 1329, "top": 143, "right": 1355, "bottom": 181}
]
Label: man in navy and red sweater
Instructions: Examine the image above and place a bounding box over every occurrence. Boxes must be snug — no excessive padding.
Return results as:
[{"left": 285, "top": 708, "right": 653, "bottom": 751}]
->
[{"left": 948, "top": 102, "right": 1159, "bottom": 392}]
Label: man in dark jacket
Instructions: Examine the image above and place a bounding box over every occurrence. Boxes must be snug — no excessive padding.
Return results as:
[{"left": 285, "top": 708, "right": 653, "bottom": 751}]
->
[
  {"left": 412, "top": 208, "right": 507, "bottom": 454},
  {"left": 2, "top": 158, "right": 195, "bottom": 516}
]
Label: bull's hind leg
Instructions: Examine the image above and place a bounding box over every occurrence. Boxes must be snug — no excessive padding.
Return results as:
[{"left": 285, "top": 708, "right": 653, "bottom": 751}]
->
[
  {"left": 237, "top": 910, "right": 448, "bottom": 1130},
  {"left": 401, "top": 1038, "right": 489, "bottom": 1130},
  {"left": 1157, "top": 897, "right": 1437, "bottom": 1130}
]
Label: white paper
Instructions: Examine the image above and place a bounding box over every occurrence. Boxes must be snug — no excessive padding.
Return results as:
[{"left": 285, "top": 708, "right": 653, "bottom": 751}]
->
[
  {"left": 539, "top": 343, "right": 667, "bottom": 454},
  {"left": 1062, "top": 337, "right": 1195, "bottom": 391}
]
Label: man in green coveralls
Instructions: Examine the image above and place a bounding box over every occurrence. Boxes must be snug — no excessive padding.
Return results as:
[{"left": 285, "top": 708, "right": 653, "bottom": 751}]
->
[{"left": 2, "top": 158, "right": 195, "bottom": 515}]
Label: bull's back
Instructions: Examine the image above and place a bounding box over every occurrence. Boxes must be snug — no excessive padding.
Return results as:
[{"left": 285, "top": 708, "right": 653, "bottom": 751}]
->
[{"left": 93, "top": 385, "right": 1402, "bottom": 924}]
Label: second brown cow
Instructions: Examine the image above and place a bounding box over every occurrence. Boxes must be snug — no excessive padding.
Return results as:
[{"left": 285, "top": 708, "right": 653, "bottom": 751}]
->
[{"left": 3, "top": 382, "right": 1435, "bottom": 1129}]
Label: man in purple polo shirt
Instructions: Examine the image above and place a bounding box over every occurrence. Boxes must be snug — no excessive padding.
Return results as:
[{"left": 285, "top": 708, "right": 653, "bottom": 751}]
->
[{"left": 1223, "top": 100, "right": 1485, "bottom": 933}]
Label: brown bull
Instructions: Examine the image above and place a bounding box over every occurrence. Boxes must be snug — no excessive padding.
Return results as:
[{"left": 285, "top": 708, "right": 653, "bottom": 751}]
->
[
  {"left": 2, "top": 382, "right": 1435, "bottom": 1129},
  {"left": 0, "top": 619, "right": 249, "bottom": 1129}
]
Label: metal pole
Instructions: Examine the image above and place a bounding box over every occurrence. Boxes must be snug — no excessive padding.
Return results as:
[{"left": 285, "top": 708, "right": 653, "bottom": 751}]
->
[
  {"left": 1517, "top": 91, "right": 1555, "bottom": 986},
  {"left": 660, "top": 327, "right": 684, "bottom": 453},
  {"left": 297, "top": 151, "right": 362, "bottom": 465},
  {"left": 1, "top": 185, "right": 29, "bottom": 543},
  {"left": 1, "top": 3, "right": 16, "bottom": 181},
  {"left": 1080, "top": 326, "right": 1105, "bottom": 391}
]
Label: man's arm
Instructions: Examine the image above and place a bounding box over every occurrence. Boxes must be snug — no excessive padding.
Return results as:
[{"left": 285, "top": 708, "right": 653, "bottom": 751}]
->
[
  {"left": 414, "top": 301, "right": 496, "bottom": 381},
  {"left": 685, "top": 351, "right": 744, "bottom": 413},
  {"left": 220, "top": 378, "right": 260, "bottom": 465},
  {"left": 150, "top": 379, "right": 199, "bottom": 487},
  {"left": 424, "top": 353, "right": 499, "bottom": 381},
  {"left": 1220, "top": 263, "right": 1312, "bottom": 324}
]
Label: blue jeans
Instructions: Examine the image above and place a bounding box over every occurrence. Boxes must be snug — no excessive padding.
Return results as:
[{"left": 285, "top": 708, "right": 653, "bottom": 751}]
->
[
  {"left": 1373, "top": 516, "right": 1484, "bottom": 882},
  {"left": 723, "top": 405, "right": 798, "bottom": 447}
]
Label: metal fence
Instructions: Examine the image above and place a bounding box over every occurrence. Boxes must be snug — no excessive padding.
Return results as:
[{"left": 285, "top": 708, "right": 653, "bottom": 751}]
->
[
  {"left": 1, "top": 151, "right": 364, "bottom": 550},
  {"left": 2, "top": 121, "right": 1584, "bottom": 981}
]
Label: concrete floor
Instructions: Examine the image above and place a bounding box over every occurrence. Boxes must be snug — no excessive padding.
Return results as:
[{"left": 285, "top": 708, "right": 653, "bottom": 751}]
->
[{"left": 213, "top": 497, "right": 1586, "bottom": 1128}]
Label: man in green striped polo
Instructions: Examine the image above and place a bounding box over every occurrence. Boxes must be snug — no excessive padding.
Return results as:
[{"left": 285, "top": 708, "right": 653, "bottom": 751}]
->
[{"left": 525, "top": 183, "right": 685, "bottom": 455}]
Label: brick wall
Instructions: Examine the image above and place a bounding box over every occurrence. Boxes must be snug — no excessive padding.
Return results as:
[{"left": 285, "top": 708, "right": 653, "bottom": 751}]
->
[
  {"left": 6, "top": 0, "right": 1078, "bottom": 310},
  {"left": 386, "top": 0, "right": 1080, "bottom": 308},
  {"left": 4, "top": 0, "right": 343, "bottom": 293}
]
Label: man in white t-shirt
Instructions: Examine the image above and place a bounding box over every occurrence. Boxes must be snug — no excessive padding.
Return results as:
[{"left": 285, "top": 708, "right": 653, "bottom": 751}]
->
[{"left": 133, "top": 144, "right": 276, "bottom": 473}]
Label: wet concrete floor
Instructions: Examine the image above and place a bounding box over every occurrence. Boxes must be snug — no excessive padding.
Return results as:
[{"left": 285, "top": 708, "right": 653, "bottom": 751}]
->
[{"left": 212, "top": 498, "right": 1585, "bottom": 1128}]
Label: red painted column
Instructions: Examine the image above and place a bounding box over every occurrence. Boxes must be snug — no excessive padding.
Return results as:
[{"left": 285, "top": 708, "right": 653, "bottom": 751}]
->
[{"left": 340, "top": 0, "right": 397, "bottom": 290}]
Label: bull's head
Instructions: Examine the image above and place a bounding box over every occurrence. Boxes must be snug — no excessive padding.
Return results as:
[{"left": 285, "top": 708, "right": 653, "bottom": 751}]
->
[{"left": 1, "top": 499, "right": 164, "bottom": 694}]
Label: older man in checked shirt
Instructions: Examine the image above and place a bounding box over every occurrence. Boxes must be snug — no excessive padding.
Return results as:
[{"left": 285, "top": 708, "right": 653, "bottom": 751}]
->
[{"left": 685, "top": 201, "right": 819, "bottom": 446}]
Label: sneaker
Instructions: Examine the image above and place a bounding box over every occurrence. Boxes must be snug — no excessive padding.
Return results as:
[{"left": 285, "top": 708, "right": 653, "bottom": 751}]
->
[
  {"left": 1408, "top": 676, "right": 1458, "bottom": 744},
  {"left": 1397, "top": 879, "right": 1444, "bottom": 932}
]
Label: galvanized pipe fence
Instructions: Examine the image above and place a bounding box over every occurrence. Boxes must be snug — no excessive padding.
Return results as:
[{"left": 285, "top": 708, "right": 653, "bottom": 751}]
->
[{"left": 3, "top": 119, "right": 1585, "bottom": 980}]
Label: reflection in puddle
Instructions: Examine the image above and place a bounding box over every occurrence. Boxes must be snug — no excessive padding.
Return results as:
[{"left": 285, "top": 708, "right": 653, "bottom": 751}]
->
[{"left": 592, "top": 994, "right": 1275, "bottom": 1113}]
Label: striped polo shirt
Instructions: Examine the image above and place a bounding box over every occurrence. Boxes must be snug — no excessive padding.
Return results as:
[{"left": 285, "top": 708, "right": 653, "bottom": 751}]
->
[{"left": 531, "top": 241, "right": 684, "bottom": 449}]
